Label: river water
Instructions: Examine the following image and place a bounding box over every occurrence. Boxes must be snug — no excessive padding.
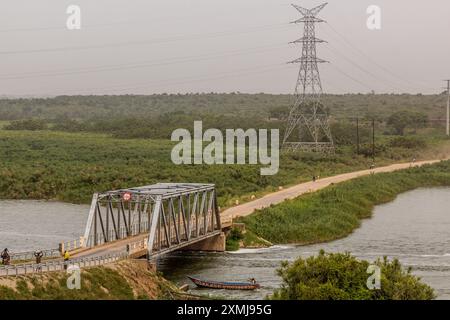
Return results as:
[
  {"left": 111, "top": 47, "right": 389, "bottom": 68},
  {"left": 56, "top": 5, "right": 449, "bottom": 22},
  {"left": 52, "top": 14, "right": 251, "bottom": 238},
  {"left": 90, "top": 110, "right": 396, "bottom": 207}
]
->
[
  {"left": 0, "top": 200, "right": 89, "bottom": 252},
  {"left": 159, "top": 188, "right": 450, "bottom": 300},
  {"left": 1, "top": 188, "right": 450, "bottom": 299}
]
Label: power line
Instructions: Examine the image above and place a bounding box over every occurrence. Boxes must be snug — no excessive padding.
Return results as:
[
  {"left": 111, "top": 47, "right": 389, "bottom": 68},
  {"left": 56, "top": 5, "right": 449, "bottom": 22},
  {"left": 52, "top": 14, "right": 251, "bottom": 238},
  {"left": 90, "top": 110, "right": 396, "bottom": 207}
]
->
[
  {"left": 322, "top": 44, "right": 406, "bottom": 92},
  {"left": 327, "top": 63, "right": 374, "bottom": 91},
  {"left": 31, "top": 63, "right": 293, "bottom": 96},
  {"left": 324, "top": 22, "right": 436, "bottom": 92},
  {"left": 0, "top": 43, "right": 288, "bottom": 80},
  {"left": 0, "top": 23, "right": 290, "bottom": 55}
]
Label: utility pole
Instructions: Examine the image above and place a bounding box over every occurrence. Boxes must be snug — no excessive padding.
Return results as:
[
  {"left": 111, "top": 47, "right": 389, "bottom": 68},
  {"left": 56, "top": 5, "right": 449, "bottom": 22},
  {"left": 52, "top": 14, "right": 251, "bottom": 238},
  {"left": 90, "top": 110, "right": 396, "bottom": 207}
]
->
[
  {"left": 372, "top": 119, "right": 375, "bottom": 163},
  {"left": 445, "top": 80, "right": 450, "bottom": 136},
  {"left": 356, "top": 117, "right": 360, "bottom": 155}
]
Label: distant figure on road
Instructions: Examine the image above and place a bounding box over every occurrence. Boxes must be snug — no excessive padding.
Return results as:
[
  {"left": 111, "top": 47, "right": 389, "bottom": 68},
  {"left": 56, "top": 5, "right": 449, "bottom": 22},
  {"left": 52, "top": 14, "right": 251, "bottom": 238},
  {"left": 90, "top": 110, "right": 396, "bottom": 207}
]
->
[
  {"left": 1, "top": 248, "right": 10, "bottom": 265},
  {"left": 34, "top": 251, "right": 43, "bottom": 272},
  {"left": 370, "top": 163, "right": 376, "bottom": 175},
  {"left": 312, "top": 175, "right": 316, "bottom": 182},
  {"left": 63, "top": 250, "right": 70, "bottom": 270}
]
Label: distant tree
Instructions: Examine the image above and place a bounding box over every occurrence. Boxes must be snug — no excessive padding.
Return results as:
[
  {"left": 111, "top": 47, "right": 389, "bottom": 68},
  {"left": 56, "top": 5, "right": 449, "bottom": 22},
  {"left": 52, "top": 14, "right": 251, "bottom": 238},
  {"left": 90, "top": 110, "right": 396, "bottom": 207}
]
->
[
  {"left": 389, "top": 136, "right": 427, "bottom": 149},
  {"left": 387, "top": 111, "right": 428, "bottom": 135},
  {"left": 268, "top": 107, "right": 289, "bottom": 120},
  {"left": 4, "top": 119, "right": 48, "bottom": 131},
  {"left": 271, "top": 251, "right": 435, "bottom": 300}
]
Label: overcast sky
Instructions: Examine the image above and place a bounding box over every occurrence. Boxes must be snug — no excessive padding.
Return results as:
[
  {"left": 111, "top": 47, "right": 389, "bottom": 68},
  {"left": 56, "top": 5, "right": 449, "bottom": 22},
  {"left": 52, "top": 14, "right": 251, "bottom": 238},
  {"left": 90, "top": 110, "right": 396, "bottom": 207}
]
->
[{"left": 1, "top": 0, "right": 449, "bottom": 96}]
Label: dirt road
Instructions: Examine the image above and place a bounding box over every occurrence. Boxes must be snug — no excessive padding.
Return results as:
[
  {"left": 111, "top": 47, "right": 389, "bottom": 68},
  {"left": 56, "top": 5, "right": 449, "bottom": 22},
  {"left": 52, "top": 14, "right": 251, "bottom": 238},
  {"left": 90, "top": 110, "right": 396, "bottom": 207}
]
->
[{"left": 220, "top": 159, "right": 443, "bottom": 225}]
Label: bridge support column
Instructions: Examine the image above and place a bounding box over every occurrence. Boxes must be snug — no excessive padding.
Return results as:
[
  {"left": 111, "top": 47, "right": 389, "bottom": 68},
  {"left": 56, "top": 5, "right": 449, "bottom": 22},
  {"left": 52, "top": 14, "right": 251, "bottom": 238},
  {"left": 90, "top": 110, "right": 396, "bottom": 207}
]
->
[{"left": 179, "top": 232, "right": 226, "bottom": 252}]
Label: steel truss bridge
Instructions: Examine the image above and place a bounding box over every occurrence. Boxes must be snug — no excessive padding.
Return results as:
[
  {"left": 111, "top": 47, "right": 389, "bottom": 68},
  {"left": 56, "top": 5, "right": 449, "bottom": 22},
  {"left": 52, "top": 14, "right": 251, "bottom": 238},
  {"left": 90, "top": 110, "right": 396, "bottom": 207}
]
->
[{"left": 81, "top": 183, "right": 223, "bottom": 259}]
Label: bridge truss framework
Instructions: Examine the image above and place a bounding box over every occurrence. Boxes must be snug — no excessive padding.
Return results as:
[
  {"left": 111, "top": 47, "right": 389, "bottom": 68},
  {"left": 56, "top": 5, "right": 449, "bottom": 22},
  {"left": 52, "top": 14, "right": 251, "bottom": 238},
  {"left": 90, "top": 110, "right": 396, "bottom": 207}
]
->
[{"left": 82, "top": 183, "right": 222, "bottom": 259}]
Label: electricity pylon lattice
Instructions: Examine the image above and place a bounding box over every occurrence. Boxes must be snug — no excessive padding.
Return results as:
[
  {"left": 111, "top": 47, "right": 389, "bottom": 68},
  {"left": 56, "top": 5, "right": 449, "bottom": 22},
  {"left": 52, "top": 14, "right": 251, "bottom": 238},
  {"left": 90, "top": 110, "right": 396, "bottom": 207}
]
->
[{"left": 282, "top": 2, "right": 334, "bottom": 153}]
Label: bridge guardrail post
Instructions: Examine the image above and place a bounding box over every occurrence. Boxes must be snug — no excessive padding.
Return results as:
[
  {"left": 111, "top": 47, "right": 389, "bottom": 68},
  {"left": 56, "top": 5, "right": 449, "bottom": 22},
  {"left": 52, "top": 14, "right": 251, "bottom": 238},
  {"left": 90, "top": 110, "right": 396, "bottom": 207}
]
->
[{"left": 79, "top": 236, "right": 86, "bottom": 248}]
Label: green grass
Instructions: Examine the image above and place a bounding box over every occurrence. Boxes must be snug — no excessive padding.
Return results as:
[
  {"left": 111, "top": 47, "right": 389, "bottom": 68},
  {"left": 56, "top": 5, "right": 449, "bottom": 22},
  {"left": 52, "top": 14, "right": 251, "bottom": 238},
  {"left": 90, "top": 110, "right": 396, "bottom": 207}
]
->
[
  {"left": 0, "top": 121, "right": 10, "bottom": 129},
  {"left": 0, "top": 267, "right": 134, "bottom": 300},
  {"left": 242, "top": 230, "right": 272, "bottom": 248},
  {"left": 240, "top": 161, "right": 450, "bottom": 244},
  {"left": 1, "top": 129, "right": 442, "bottom": 206},
  {"left": 0, "top": 261, "right": 186, "bottom": 300}
]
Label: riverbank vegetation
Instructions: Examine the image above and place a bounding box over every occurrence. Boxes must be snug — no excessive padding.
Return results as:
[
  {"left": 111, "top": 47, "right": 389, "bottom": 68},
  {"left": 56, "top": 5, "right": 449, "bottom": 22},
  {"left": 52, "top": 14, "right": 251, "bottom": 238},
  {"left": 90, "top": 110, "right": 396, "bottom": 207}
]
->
[
  {"left": 0, "top": 260, "right": 188, "bottom": 300},
  {"left": 271, "top": 251, "right": 435, "bottom": 300},
  {"left": 0, "top": 93, "right": 447, "bottom": 122},
  {"left": 1, "top": 130, "right": 447, "bottom": 207},
  {"left": 240, "top": 161, "right": 450, "bottom": 244},
  {"left": 225, "top": 227, "right": 272, "bottom": 251}
]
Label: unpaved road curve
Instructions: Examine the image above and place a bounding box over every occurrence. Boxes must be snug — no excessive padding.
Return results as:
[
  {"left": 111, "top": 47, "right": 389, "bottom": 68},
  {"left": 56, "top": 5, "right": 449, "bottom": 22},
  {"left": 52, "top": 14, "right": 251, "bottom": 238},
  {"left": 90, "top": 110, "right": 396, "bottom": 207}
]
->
[
  {"left": 70, "top": 159, "right": 443, "bottom": 259},
  {"left": 220, "top": 159, "right": 444, "bottom": 225}
]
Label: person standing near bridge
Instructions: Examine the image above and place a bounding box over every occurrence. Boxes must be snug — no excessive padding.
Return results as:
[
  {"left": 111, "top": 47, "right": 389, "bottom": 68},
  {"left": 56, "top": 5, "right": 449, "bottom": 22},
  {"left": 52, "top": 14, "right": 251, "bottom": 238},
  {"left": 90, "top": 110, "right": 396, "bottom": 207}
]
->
[
  {"left": 34, "top": 251, "right": 43, "bottom": 272},
  {"left": 63, "top": 250, "right": 70, "bottom": 270},
  {"left": 1, "top": 248, "right": 10, "bottom": 265}
]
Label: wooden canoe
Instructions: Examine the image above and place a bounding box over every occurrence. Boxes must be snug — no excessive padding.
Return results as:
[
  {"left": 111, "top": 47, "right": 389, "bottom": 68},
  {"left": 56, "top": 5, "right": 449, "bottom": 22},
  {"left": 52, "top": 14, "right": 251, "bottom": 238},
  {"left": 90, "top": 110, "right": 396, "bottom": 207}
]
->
[{"left": 187, "top": 276, "right": 260, "bottom": 290}]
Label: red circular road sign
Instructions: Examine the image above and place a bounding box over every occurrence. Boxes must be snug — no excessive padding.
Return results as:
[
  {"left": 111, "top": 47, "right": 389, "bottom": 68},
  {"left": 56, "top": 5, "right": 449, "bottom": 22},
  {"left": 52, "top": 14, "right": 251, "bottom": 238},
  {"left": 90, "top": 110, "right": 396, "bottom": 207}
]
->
[{"left": 122, "top": 192, "right": 132, "bottom": 201}]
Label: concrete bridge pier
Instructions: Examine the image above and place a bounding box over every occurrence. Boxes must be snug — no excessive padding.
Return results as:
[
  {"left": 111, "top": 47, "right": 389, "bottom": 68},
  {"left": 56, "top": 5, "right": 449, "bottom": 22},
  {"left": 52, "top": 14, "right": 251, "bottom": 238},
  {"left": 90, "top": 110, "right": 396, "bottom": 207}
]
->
[
  {"left": 135, "top": 232, "right": 227, "bottom": 271},
  {"left": 179, "top": 232, "right": 226, "bottom": 252}
]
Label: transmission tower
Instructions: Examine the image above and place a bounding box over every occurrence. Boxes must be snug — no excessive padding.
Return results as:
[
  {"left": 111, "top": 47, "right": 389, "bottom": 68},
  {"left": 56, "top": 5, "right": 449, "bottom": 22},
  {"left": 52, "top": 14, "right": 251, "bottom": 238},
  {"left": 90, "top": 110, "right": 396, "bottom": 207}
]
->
[{"left": 282, "top": 2, "right": 334, "bottom": 153}]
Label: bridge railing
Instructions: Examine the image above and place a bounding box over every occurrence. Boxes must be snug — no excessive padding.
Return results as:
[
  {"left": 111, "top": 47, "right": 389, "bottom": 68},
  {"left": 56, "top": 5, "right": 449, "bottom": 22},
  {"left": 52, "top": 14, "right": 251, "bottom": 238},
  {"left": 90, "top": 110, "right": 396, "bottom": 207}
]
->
[
  {"left": 59, "top": 237, "right": 86, "bottom": 254},
  {"left": 127, "top": 238, "right": 147, "bottom": 255},
  {"left": 59, "top": 221, "right": 149, "bottom": 253},
  {"left": 10, "top": 248, "right": 61, "bottom": 262},
  {"left": 83, "top": 221, "right": 150, "bottom": 248},
  {"left": 0, "top": 251, "right": 129, "bottom": 278}
]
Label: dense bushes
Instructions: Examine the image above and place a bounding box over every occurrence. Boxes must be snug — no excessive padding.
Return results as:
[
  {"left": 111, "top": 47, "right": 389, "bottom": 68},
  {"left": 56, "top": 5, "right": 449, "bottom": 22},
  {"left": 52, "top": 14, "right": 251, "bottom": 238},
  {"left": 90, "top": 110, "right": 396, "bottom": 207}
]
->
[
  {"left": 0, "top": 130, "right": 446, "bottom": 207},
  {"left": 387, "top": 111, "right": 428, "bottom": 135},
  {"left": 0, "top": 94, "right": 444, "bottom": 122},
  {"left": 389, "top": 136, "right": 427, "bottom": 149},
  {"left": 225, "top": 228, "right": 244, "bottom": 251},
  {"left": 0, "top": 130, "right": 394, "bottom": 205},
  {"left": 5, "top": 119, "right": 48, "bottom": 131},
  {"left": 271, "top": 251, "right": 435, "bottom": 300}
]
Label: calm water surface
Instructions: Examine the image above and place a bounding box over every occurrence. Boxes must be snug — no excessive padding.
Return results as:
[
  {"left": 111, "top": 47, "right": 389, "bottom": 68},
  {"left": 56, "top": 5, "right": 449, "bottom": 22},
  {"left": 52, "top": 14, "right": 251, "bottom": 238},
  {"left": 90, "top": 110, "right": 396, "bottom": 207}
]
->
[
  {"left": 0, "top": 200, "right": 89, "bottom": 252},
  {"left": 159, "top": 188, "right": 450, "bottom": 300}
]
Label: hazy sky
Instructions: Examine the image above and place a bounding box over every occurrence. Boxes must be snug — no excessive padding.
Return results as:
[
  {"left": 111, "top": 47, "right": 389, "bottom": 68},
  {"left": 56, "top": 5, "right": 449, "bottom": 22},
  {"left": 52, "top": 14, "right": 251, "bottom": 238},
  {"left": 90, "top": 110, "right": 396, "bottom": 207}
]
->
[{"left": 1, "top": 0, "right": 449, "bottom": 96}]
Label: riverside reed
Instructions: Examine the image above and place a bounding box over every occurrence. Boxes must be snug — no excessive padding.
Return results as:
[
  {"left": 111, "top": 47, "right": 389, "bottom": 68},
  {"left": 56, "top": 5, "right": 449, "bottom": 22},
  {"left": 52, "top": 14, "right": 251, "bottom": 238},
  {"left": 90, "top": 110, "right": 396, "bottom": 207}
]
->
[
  {"left": 1, "top": 130, "right": 444, "bottom": 207},
  {"left": 240, "top": 161, "right": 450, "bottom": 244}
]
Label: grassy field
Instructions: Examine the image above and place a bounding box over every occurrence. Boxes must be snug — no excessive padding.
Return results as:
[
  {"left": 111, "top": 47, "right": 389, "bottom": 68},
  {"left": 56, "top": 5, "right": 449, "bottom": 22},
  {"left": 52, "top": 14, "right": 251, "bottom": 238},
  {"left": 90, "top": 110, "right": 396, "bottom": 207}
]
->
[
  {"left": 240, "top": 161, "right": 450, "bottom": 244},
  {"left": 0, "top": 130, "right": 448, "bottom": 207}
]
